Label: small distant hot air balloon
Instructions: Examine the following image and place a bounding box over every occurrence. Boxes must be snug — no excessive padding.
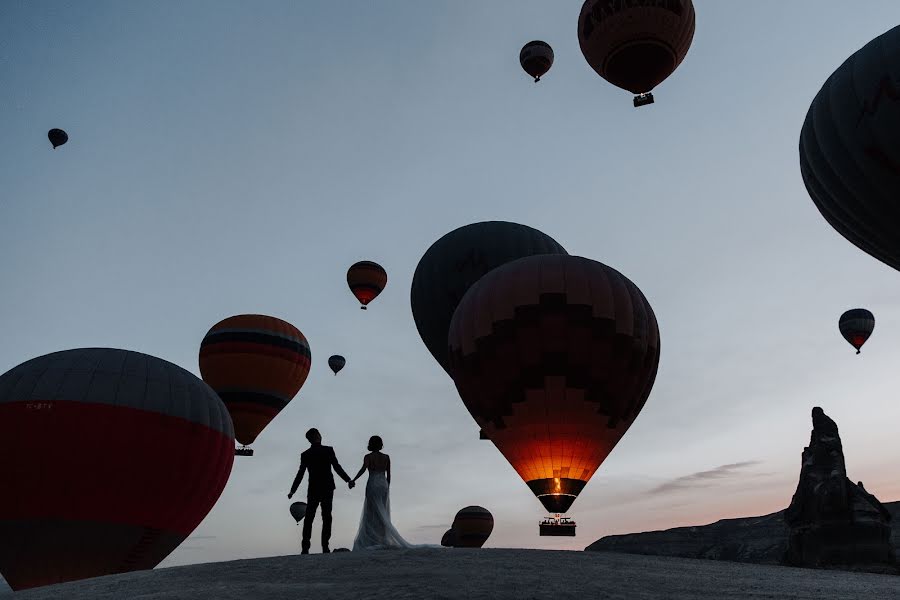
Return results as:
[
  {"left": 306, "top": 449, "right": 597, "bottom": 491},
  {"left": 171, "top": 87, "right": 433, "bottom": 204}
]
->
[
  {"left": 800, "top": 25, "right": 900, "bottom": 275},
  {"left": 199, "top": 314, "right": 311, "bottom": 456},
  {"left": 347, "top": 261, "right": 387, "bottom": 310},
  {"left": 451, "top": 506, "right": 494, "bottom": 548},
  {"left": 448, "top": 255, "right": 659, "bottom": 532},
  {"left": 578, "top": 0, "right": 696, "bottom": 106},
  {"left": 520, "top": 41, "right": 554, "bottom": 82},
  {"left": 290, "top": 502, "right": 308, "bottom": 524},
  {"left": 839, "top": 309, "right": 875, "bottom": 354},
  {"left": 0, "top": 348, "right": 234, "bottom": 591},
  {"left": 328, "top": 355, "right": 346, "bottom": 375},
  {"left": 440, "top": 528, "right": 457, "bottom": 548},
  {"left": 48, "top": 128, "right": 68, "bottom": 149}
]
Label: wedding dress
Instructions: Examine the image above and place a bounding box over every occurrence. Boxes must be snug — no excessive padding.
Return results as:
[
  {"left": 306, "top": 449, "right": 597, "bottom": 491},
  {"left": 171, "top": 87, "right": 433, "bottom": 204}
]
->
[{"left": 351, "top": 468, "right": 415, "bottom": 551}]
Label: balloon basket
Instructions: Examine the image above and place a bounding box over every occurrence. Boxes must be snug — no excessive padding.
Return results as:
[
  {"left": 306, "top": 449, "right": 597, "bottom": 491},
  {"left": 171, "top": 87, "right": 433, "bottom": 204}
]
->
[
  {"left": 235, "top": 447, "right": 254, "bottom": 457},
  {"left": 633, "top": 92, "right": 655, "bottom": 108},
  {"left": 539, "top": 515, "right": 576, "bottom": 537}
]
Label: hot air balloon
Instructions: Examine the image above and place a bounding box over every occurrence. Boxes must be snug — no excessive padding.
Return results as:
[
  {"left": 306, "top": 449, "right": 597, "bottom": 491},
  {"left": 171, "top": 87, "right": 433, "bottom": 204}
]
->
[
  {"left": 47, "top": 128, "right": 68, "bottom": 149},
  {"left": 839, "top": 309, "right": 875, "bottom": 354},
  {"left": 520, "top": 41, "right": 554, "bottom": 82},
  {"left": 411, "top": 221, "right": 567, "bottom": 378},
  {"left": 199, "top": 314, "right": 311, "bottom": 456},
  {"left": 578, "top": 0, "right": 696, "bottom": 107},
  {"left": 290, "top": 502, "right": 308, "bottom": 524},
  {"left": 451, "top": 506, "right": 494, "bottom": 548},
  {"left": 327, "top": 355, "right": 346, "bottom": 375},
  {"left": 440, "top": 528, "right": 457, "bottom": 548},
  {"left": 347, "top": 261, "right": 387, "bottom": 310},
  {"left": 800, "top": 25, "right": 900, "bottom": 274},
  {"left": 0, "top": 348, "right": 234, "bottom": 591},
  {"left": 448, "top": 255, "right": 660, "bottom": 534}
]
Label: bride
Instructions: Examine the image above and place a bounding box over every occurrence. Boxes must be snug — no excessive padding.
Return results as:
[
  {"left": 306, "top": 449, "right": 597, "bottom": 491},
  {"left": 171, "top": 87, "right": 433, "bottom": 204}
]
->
[{"left": 349, "top": 435, "right": 416, "bottom": 550}]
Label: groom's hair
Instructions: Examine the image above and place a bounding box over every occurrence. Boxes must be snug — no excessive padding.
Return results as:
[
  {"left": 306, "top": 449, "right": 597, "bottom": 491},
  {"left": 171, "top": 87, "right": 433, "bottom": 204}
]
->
[{"left": 305, "top": 428, "right": 320, "bottom": 443}]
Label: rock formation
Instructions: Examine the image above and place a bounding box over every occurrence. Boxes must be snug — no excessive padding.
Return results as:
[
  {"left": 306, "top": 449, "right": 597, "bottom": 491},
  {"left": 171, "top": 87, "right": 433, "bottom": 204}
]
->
[{"left": 783, "top": 407, "right": 895, "bottom": 568}]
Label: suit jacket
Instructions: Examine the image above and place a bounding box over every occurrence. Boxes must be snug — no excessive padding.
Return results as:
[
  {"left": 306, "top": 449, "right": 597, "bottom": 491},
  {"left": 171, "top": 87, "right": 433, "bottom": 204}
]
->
[{"left": 289, "top": 444, "right": 351, "bottom": 496}]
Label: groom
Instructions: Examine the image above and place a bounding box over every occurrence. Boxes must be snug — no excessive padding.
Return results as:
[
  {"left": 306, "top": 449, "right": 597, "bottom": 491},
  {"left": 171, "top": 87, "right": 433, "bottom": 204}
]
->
[{"left": 288, "top": 428, "right": 354, "bottom": 554}]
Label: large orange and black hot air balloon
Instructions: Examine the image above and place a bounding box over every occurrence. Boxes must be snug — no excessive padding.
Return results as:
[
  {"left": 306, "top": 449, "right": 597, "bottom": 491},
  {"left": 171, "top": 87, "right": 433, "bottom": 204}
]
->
[
  {"left": 347, "top": 261, "right": 387, "bottom": 309},
  {"left": 800, "top": 25, "right": 900, "bottom": 274},
  {"left": 839, "top": 309, "right": 875, "bottom": 354},
  {"left": 411, "top": 221, "right": 567, "bottom": 378},
  {"left": 448, "top": 255, "right": 660, "bottom": 521},
  {"left": 520, "top": 41, "right": 554, "bottom": 82},
  {"left": 199, "top": 314, "right": 311, "bottom": 455},
  {"left": 0, "top": 348, "right": 234, "bottom": 591},
  {"left": 578, "top": 0, "right": 695, "bottom": 107},
  {"left": 451, "top": 506, "right": 494, "bottom": 548}
]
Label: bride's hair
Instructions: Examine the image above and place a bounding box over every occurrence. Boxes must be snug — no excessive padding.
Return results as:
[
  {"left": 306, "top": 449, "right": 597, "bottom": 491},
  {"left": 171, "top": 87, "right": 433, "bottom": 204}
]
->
[{"left": 367, "top": 435, "right": 383, "bottom": 451}]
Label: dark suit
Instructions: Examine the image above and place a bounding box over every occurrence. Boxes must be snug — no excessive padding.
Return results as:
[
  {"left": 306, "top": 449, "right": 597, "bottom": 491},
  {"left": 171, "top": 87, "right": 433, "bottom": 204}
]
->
[{"left": 289, "top": 444, "right": 351, "bottom": 552}]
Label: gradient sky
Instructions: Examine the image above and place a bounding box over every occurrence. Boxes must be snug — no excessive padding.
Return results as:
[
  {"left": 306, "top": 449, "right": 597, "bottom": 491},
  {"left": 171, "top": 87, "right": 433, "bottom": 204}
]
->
[{"left": 2, "top": 1, "right": 900, "bottom": 586}]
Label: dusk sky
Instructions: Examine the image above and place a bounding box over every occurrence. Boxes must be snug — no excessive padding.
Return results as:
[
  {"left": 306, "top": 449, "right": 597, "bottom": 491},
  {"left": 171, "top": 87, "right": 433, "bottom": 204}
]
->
[{"left": 2, "top": 1, "right": 900, "bottom": 585}]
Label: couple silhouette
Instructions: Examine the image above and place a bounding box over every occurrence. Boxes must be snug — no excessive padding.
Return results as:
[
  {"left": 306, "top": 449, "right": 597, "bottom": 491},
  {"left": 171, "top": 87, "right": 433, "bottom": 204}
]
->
[{"left": 287, "top": 428, "right": 415, "bottom": 553}]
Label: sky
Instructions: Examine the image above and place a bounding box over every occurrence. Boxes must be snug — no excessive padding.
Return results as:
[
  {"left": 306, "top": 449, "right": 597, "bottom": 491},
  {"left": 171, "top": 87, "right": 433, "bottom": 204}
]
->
[{"left": 2, "top": 0, "right": 900, "bottom": 586}]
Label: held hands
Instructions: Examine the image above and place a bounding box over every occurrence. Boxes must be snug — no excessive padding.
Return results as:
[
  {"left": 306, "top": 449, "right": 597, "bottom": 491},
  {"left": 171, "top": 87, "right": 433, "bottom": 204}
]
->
[{"left": 348, "top": 480, "right": 356, "bottom": 489}]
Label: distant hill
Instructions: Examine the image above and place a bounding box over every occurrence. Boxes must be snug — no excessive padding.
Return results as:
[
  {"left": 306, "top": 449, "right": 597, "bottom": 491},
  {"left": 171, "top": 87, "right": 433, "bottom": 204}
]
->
[{"left": 585, "top": 501, "right": 900, "bottom": 566}]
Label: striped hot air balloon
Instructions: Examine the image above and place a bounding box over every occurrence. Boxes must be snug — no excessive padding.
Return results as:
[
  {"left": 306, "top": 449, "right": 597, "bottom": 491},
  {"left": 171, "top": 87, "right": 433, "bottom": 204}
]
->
[
  {"left": 347, "top": 261, "right": 387, "bottom": 310},
  {"left": 451, "top": 506, "right": 494, "bottom": 548},
  {"left": 448, "top": 255, "right": 660, "bottom": 519},
  {"left": 199, "top": 314, "right": 311, "bottom": 455},
  {"left": 0, "top": 348, "right": 234, "bottom": 591},
  {"left": 839, "top": 309, "right": 875, "bottom": 354}
]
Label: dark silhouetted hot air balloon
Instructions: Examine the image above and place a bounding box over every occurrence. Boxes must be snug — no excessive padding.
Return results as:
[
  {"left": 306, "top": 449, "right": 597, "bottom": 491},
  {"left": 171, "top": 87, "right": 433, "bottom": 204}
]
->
[
  {"left": 578, "top": 0, "right": 695, "bottom": 107},
  {"left": 520, "top": 41, "right": 554, "bottom": 82},
  {"left": 839, "top": 309, "right": 875, "bottom": 354},
  {"left": 347, "top": 261, "right": 387, "bottom": 310},
  {"left": 411, "top": 221, "right": 567, "bottom": 377},
  {"left": 47, "top": 128, "right": 68, "bottom": 149},
  {"left": 451, "top": 506, "right": 494, "bottom": 548},
  {"left": 199, "top": 314, "right": 311, "bottom": 456},
  {"left": 440, "top": 528, "right": 457, "bottom": 547},
  {"left": 800, "top": 25, "right": 900, "bottom": 274},
  {"left": 448, "top": 255, "right": 660, "bottom": 525},
  {"left": 328, "top": 355, "right": 346, "bottom": 375},
  {"left": 290, "top": 502, "right": 308, "bottom": 524},
  {"left": 0, "top": 348, "right": 234, "bottom": 591}
]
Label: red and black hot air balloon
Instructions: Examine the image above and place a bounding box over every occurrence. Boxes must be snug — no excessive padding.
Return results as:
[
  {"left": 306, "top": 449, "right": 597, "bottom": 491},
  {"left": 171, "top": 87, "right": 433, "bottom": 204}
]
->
[
  {"left": 328, "top": 355, "right": 346, "bottom": 375},
  {"left": 347, "top": 261, "right": 387, "bottom": 310},
  {"left": 47, "top": 128, "right": 68, "bottom": 149},
  {"left": 0, "top": 348, "right": 234, "bottom": 591},
  {"left": 448, "top": 255, "right": 660, "bottom": 534},
  {"left": 520, "top": 41, "right": 554, "bottom": 82},
  {"left": 578, "top": 0, "right": 695, "bottom": 107},
  {"left": 411, "top": 221, "right": 567, "bottom": 379},
  {"left": 451, "top": 506, "right": 494, "bottom": 548},
  {"left": 199, "top": 314, "right": 311, "bottom": 456},
  {"left": 800, "top": 25, "right": 900, "bottom": 275},
  {"left": 839, "top": 309, "right": 875, "bottom": 354}
]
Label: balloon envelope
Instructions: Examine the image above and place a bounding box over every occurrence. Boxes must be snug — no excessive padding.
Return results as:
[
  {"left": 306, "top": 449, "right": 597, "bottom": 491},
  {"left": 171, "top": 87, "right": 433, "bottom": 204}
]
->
[
  {"left": 199, "top": 314, "right": 311, "bottom": 448},
  {"left": 520, "top": 40, "right": 554, "bottom": 82},
  {"left": 440, "top": 528, "right": 458, "bottom": 548},
  {"left": 289, "top": 502, "right": 308, "bottom": 523},
  {"left": 347, "top": 261, "right": 387, "bottom": 309},
  {"left": 800, "top": 25, "right": 900, "bottom": 274},
  {"left": 578, "top": 0, "right": 695, "bottom": 95},
  {"left": 328, "top": 355, "right": 346, "bottom": 375},
  {"left": 451, "top": 506, "right": 493, "bottom": 548},
  {"left": 839, "top": 309, "right": 875, "bottom": 354},
  {"left": 448, "top": 255, "right": 660, "bottom": 514},
  {"left": 0, "top": 348, "right": 234, "bottom": 591},
  {"left": 411, "top": 221, "right": 567, "bottom": 376},
  {"left": 47, "top": 128, "right": 68, "bottom": 149}
]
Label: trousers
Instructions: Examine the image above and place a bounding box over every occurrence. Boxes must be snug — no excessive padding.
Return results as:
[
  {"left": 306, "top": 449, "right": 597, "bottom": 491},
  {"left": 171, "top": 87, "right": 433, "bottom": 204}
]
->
[{"left": 302, "top": 488, "right": 334, "bottom": 551}]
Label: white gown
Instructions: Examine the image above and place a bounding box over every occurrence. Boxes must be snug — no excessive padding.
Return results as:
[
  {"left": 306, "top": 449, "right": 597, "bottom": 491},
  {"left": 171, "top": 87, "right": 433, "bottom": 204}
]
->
[{"left": 351, "top": 469, "right": 415, "bottom": 551}]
